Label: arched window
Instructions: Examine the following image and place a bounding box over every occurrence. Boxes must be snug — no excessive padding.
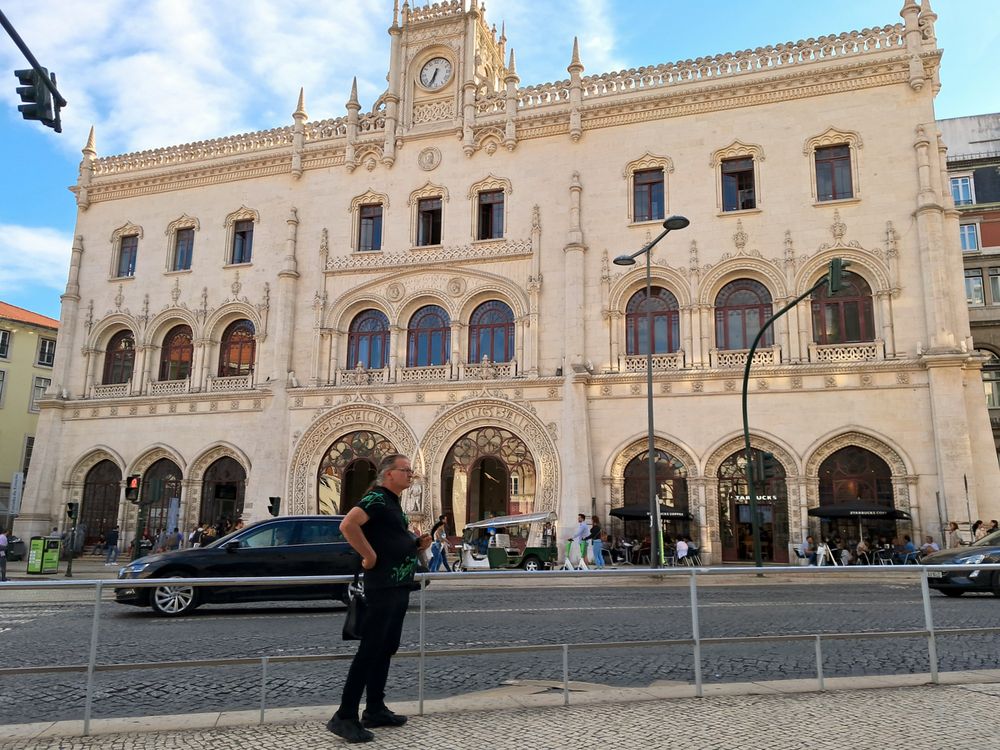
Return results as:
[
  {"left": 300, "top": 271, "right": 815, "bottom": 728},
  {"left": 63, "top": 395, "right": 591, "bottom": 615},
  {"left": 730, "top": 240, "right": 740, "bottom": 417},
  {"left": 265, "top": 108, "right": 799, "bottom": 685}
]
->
[
  {"left": 346, "top": 310, "right": 390, "bottom": 369},
  {"left": 407, "top": 305, "right": 451, "bottom": 367},
  {"left": 158, "top": 324, "right": 193, "bottom": 381},
  {"left": 625, "top": 287, "right": 680, "bottom": 355},
  {"left": 80, "top": 459, "right": 122, "bottom": 545},
  {"left": 103, "top": 330, "right": 135, "bottom": 385},
  {"left": 811, "top": 271, "right": 875, "bottom": 344},
  {"left": 715, "top": 279, "right": 773, "bottom": 350},
  {"left": 218, "top": 319, "right": 255, "bottom": 377},
  {"left": 976, "top": 350, "right": 1000, "bottom": 408},
  {"left": 468, "top": 300, "right": 514, "bottom": 363}
]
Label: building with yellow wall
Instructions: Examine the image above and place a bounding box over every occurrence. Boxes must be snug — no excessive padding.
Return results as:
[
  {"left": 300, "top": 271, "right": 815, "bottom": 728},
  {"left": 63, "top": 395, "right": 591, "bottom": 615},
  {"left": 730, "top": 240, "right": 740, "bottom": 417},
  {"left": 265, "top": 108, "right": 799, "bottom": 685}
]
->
[{"left": 0, "top": 301, "right": 59, "bottom": 531}]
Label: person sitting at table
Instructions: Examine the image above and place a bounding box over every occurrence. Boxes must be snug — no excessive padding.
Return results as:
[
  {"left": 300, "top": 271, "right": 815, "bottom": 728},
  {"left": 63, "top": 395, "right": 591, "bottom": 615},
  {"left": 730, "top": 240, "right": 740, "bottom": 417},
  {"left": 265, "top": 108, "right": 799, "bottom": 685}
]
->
[
  {"left": 802, "top": 535, "right": 817, "bottom": 566},
  {"left": 919, "top": 535, "right": 939, "bottom": 558},
  {"left": 855, "top": 537, "right": 870, "bottom": 564},
  {"left": 675, "top": 536, "right": 689, "bottom": 565},
  {"left": 895, "top": 535, "right": 918, "bottom": 563}
]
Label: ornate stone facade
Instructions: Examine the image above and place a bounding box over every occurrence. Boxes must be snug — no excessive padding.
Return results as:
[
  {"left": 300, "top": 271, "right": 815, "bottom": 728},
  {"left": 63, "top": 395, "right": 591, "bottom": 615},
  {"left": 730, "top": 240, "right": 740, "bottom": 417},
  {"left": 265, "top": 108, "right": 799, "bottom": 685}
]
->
[{"left": 18, "top": 1, "right": 1000, "bottom": 563}]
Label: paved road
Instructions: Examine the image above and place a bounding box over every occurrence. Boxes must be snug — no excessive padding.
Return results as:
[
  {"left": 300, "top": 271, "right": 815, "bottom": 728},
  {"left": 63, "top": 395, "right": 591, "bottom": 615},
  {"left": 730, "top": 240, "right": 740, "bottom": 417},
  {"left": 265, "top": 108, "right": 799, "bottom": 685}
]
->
[{"left": 1, "top": 580, "right": 998, "bottom": 725}]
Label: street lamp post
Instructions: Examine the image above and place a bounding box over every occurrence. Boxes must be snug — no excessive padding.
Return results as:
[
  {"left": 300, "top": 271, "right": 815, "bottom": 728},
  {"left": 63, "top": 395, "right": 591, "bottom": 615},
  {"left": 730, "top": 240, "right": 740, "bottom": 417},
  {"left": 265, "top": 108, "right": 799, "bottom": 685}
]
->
[{"left": 614, "top": 215, "right": 690, "bottom": 568}]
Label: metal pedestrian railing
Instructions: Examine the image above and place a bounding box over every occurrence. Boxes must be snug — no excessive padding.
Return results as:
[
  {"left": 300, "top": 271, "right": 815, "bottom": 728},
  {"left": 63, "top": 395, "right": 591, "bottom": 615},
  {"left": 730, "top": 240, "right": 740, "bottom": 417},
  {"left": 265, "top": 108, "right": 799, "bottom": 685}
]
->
[{"left": 2, "top": 564, "right": 1000, "bottom": 736}]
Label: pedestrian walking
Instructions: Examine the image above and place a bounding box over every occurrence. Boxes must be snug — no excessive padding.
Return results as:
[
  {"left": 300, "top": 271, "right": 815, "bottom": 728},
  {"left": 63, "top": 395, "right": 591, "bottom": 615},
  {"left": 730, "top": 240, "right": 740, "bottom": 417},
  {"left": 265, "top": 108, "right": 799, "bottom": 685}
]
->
[
  {"left": 188, "top": 526, "right": 203, "bottom": 548},
  {"left": 327, "top": 453, "right": 431, "bottom": 744},
  {"left": 945, "top": 521, "right": 963, "bottom": 549},
  {"left": 167, "top": 527, "right": 183, "bottom": 551},
  {"left": 0, "top": 527, "right": 9, "bottom": 582},
  {"left": 104, "top": 526, "right": 120, "bottom": 565},
  {"left": 588, "top": 516, "right": 605, "bottom": 568},
  {"left": 428, "top": 515, "right": 452, "bottom": 572}
]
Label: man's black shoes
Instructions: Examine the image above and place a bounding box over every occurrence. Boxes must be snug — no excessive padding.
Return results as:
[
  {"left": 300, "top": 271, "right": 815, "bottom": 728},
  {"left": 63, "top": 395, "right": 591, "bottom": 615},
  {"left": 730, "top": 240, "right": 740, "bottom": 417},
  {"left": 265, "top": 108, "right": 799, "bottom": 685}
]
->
[
  {"left": 361, "top": 707, "right": 408, "bottom": 728},
  {"left": 326, "top": 714, "right": 375, "bottom": 743}
]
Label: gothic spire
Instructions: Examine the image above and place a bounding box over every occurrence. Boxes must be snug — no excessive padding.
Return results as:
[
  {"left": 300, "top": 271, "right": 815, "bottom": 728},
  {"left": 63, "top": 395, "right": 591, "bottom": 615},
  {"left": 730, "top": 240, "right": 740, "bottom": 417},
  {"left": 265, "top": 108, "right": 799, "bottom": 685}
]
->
[
  {"left": 82, "top": 125, "right": 97, "bottom": 158},
  {"left": 293, "top": 87, "right": 308, "bottom": 120}
]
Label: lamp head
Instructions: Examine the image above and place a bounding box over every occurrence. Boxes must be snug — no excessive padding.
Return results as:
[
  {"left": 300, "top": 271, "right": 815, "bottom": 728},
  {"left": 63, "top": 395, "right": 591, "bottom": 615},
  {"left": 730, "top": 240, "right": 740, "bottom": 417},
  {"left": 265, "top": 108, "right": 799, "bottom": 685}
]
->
[
  {"left": 663, "top": 215, "right": 690, "bottom": 231},
  {"left": 612, "top": 254, "right": 637, "bottom": 266}
]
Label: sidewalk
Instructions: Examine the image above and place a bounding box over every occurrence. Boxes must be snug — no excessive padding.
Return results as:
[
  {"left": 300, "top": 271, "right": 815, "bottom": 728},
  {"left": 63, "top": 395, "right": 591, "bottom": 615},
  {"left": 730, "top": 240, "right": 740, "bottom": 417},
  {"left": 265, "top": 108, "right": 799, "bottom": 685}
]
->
[{"left": 2, "top": 671, "right": 999, "bottom": 749}]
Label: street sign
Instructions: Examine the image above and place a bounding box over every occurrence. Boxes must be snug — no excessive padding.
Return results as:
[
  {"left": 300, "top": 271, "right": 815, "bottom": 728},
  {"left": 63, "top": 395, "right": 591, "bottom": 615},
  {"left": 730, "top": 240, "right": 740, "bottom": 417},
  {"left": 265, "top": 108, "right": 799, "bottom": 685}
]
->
[{"left": 10, "top": 471, "right": 24, "bottom": 515}]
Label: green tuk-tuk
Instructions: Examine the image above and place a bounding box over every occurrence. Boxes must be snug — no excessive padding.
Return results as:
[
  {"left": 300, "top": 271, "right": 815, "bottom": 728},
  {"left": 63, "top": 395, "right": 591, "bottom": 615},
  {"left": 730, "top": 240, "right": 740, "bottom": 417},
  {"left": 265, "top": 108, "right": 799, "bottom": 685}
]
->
[{"left": 454, "top": 511, "right": 558, "bottom": 572}]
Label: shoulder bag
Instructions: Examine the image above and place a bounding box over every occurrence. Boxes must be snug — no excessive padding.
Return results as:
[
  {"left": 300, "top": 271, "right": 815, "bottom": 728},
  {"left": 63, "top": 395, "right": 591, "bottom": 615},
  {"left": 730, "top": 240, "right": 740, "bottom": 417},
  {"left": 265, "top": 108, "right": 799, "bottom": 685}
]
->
[{"left": 342, "top": 572, "right": 367, "bottom": 641}]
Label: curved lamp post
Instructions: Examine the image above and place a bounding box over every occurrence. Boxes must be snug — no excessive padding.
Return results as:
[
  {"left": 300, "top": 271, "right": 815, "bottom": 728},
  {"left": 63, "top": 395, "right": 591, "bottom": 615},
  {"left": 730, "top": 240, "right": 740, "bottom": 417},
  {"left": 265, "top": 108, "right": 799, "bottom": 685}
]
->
[{"left": 613, "top": 215, "right": 690, "bottom": 567}]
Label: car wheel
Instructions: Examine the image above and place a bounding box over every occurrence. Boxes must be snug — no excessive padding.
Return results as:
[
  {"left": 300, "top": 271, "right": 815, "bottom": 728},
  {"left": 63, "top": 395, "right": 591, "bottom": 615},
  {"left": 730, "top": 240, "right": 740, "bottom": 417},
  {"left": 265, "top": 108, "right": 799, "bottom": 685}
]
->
[
  {"left": 341, "top": 577, "right": 364, "bottom": 605},
  {"left": 522, "top": 556, "right": 542, "bottom": 572},
  {"left": 150, "top": 578, "right": 199, "bottom": 616},
  {"left": 940, "top": 589, "right": 965, "bottom": 598},
  {"left": 453, "top": 561, "right": 464, "bottom": 572}
]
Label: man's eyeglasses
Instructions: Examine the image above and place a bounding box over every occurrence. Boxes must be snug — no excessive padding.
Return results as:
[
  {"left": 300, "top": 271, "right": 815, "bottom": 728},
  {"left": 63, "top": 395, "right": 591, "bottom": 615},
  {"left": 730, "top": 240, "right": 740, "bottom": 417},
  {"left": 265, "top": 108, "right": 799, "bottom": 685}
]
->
[{"left": 392, "top": 467, "right": 415, "bottom": 474}]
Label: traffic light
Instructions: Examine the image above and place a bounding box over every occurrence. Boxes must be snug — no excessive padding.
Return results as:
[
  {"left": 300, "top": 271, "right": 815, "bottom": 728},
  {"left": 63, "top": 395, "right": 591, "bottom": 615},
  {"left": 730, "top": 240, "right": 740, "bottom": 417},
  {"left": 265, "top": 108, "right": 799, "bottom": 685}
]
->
[
  {"left": 14, "top": 67, "right": 54, "bottom": 124},
  {"left": 827, "top": 258, "right": 850, "bottom": 294},
  {"left": 66, "top": 502, "right": 78, "bottom": 520},
  {"left": 752, "top": 451, "right": 781, "bottom": 482},
  {"left": 125, "top": 475, "right": 141, "bottom": 503},
  {"left": 268, "top": 496, "right": 281, "bottom": 517}
]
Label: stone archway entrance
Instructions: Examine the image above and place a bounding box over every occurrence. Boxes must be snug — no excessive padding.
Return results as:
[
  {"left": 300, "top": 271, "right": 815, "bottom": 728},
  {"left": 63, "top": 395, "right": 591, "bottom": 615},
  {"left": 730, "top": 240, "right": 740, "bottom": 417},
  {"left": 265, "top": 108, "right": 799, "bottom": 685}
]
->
[
  {"left": 317, "top": 430, "right": 397, "bottom": 514},
  {"left": 200, "top": 457, "right": 246, "bottom": 527},
  {"left": 441, "top": 427, "right": 536, "bottom": 533},
  {"left": 80, "top": 460, "right": 122, "bottom": 545},
  {"left": 717, "top": 449, "right": 789, "bottom": 563},
  {"left": 817, "top": 446, "right": 898, "bottom": 542}
]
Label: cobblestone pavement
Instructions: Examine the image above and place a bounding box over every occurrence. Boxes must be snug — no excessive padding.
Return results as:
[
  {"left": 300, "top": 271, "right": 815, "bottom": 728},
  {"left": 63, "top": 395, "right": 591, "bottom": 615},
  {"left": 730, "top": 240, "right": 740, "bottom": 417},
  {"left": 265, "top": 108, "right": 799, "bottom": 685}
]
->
[
  {"left": 2, "top": 683, "right": 1000, "bottom": 750},
  {"left": 2, "top": 579, "right": 998, "bottom": 725}
]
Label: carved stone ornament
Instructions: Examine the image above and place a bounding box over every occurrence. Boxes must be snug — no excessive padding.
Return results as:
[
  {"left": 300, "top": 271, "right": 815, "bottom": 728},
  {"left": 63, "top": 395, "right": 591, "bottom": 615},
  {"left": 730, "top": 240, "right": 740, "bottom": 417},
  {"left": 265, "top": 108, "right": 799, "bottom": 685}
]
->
[
  {"left": 446, "top": 277, "right": 466, "bottom": 297},
  {"left": 418, "top": 147, "right": 442, "bottom": 171},
  {"left": 386, "top": 282, "right": 405, "bottom": 302},
  {"left": 286, "top": 404, "right": 418, "bottom": 516}
]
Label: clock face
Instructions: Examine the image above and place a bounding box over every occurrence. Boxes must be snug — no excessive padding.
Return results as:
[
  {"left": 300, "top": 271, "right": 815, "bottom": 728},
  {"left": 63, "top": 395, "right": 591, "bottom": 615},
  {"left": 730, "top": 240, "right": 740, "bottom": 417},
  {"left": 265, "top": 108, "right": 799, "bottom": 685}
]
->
[{"left": 419, "top": 57, "right": 453, "bottom": 90}]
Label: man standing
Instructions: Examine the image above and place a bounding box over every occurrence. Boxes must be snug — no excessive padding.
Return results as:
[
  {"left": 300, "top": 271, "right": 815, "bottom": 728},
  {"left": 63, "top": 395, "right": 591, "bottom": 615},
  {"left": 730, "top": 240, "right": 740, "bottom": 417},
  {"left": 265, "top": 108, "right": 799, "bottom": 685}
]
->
[
  {"left": 0, "top": 527, "right": 8, "bottom": 582},
  {"left": 327, "top": 454, "right": 431, "bottom": 744},
  {"left": 564, "top": 513, "right": 590, "bottom": 570},
  {"left": 104, "top": 526, "right": 120, "bottom": 565}
]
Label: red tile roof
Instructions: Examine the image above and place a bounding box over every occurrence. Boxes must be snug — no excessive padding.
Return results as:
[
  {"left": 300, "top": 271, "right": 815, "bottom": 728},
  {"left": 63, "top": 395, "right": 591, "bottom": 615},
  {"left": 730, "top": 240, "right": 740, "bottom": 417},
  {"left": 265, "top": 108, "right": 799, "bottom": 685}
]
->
[{"left": 0, "top": 301, "right": 60, "bottom": 330}]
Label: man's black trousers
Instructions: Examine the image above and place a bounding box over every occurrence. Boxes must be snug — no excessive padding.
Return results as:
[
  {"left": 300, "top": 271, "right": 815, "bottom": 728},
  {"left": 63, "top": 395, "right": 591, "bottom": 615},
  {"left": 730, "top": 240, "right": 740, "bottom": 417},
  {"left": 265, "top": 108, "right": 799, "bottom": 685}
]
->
[{"left": 338, "top": 585, "right": 410, "bottom": 718}]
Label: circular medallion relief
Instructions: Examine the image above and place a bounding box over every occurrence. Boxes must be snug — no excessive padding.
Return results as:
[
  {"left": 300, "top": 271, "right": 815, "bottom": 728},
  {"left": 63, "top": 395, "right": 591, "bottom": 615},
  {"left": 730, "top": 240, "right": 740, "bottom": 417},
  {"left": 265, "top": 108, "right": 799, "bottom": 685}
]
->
[
  {"left": 446, "top": 277, "right": 466, "bottom": 297},
  {"left": 386, "top": 283, "right": 405, "bottom": 302},
  {"left": 418, "top": 147, "right": 441, "bottom": 171}
]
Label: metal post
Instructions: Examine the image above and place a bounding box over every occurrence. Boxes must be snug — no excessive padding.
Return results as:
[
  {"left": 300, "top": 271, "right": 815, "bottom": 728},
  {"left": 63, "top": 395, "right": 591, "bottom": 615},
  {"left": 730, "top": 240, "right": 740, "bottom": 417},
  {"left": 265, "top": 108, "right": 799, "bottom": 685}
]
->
[
  {"left": 814, "top": 635, "right": 825, "bottom": 691},
  {"left": 259, "top": 656, "right": 268, "bottom": 724},
  {"left": 689, "top": 571, "right": 703, "bottom": 697},
  {"left": 83, "top": 581, "right": 103, "bottom": 736},
  {"left": 645, "top": 250, "right": 661, "bottom": 569},
  {"left": 418, "top": 575, "right": 426, "bottom": 715},
  {"left": 919, "top": 570, "right": 939, "bottom": 684},
  {"left": 65, "top": 519, "right": 77, "bottom": 578},
  {"left": 562, "top": 644, "right": 569, "bottom": 706}
]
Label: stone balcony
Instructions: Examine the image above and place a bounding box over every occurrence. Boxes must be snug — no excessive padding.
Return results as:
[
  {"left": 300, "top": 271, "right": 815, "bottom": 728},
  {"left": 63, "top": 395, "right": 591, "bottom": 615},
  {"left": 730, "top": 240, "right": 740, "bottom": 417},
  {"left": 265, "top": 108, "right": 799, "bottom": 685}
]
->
[
  {"left": 710, "top": 345, "right": 781, "bottom": 369},
  {"left": 808, "top": 340, "right": 885, "bottom": 363},
  {"left": 622, "top": 352, "right": 685, "bottom": 372}
]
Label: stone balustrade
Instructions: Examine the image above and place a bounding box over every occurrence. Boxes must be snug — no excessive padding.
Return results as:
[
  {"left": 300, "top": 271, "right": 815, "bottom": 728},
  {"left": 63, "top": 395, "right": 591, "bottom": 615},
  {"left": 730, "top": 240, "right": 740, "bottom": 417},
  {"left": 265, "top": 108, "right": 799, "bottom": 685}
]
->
[
  {"left": 91, "top": 382, "right": 131, "bottom": 399},
  {"left": 148, "top": 379, "right": 190, "bottom": 395},
  {"left": 808, "top": 340, "right": 885, "bottom": 363},
  {"left": 398, "top": 364, "right": 453, "bottom": 383},
  {"left": 207, "top": 374, "right": 253, "bottom": 393},
  {"left": 711, "top": 346, "right": 780, "bottom": 369},
  {"left": 623, "top": 352, "right": 685, "bottom": 372}
]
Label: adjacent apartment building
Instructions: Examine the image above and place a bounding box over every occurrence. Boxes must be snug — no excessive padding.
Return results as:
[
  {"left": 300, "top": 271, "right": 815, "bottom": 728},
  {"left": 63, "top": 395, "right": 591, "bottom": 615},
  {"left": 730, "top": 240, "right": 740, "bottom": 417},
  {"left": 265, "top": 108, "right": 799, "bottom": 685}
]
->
[
  {"left": 0, "top": 302, "right": 58, "bottom": 531},
  {"left": 941, "top": 113, "right": 1000, "bottom": 458},
  {"left": 17, "top": 0, "right": 1000, "bottom": 563}
]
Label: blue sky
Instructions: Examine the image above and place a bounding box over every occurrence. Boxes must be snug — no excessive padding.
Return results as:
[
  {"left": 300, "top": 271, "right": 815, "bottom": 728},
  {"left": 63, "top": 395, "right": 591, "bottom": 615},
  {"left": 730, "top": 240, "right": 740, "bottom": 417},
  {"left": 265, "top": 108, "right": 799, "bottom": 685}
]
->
[{"left": 1, "top": 0, "right": 997, "bottom": 320}]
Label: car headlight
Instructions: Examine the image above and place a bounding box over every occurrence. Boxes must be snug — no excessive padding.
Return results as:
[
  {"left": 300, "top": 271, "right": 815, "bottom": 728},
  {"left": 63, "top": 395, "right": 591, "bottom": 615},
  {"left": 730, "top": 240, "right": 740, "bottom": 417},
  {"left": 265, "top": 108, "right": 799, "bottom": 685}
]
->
[
  {"left": 120, "top": 562, "right": 150, "bottom": 576},
  {"left": 955, "top": 553, "right": 986, "bottom": 565}
]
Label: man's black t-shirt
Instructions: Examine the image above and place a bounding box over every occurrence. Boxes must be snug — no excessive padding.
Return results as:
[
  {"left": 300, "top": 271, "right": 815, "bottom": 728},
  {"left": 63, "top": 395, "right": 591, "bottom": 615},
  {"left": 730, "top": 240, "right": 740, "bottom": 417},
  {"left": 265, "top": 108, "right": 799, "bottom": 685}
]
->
[{"left": 357, "top": 486, "right": 418, "bottom": 590}]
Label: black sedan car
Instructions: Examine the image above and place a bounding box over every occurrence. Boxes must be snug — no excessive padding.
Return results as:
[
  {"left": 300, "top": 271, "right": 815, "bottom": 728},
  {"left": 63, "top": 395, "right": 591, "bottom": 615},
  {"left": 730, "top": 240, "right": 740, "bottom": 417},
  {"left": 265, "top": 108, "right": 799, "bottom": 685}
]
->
[
  {"left": 924, "top": 529, "right": 1000, "bottom": 597},
  {"left": 116, "top": 515, "right": 359, "bottom": 616}
]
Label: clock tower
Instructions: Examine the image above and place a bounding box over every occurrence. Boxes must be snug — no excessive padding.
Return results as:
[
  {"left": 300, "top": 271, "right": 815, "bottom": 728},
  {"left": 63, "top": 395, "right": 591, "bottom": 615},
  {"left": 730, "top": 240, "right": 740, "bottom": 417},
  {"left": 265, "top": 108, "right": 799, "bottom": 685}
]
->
[{"left": 380, "top": 0, "right": 511, "bottom": 157}]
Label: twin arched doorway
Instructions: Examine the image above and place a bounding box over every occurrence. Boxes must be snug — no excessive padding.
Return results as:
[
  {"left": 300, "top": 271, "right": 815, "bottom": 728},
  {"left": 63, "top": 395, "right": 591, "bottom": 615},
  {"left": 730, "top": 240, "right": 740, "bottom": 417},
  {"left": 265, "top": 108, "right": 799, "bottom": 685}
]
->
[
  {"left": 199, "top": 457, "right": 246, "bottom": 527},
  {"left": 816, "top": 445, "right": 897, "bottom": 541},
  {"left": 717, "top": 449, "right": 789, "bottom": 563}
]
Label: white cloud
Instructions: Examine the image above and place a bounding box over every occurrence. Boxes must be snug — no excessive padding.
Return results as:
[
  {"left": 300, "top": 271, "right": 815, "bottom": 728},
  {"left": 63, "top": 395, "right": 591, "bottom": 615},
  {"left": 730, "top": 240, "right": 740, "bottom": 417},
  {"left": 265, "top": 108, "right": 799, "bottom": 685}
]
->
[
  {"left": 0, "top": 223, "right": 73, "bottom": 295},
  {"left": 0, "top": 0, "right": 389, "bottom": 156}
]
